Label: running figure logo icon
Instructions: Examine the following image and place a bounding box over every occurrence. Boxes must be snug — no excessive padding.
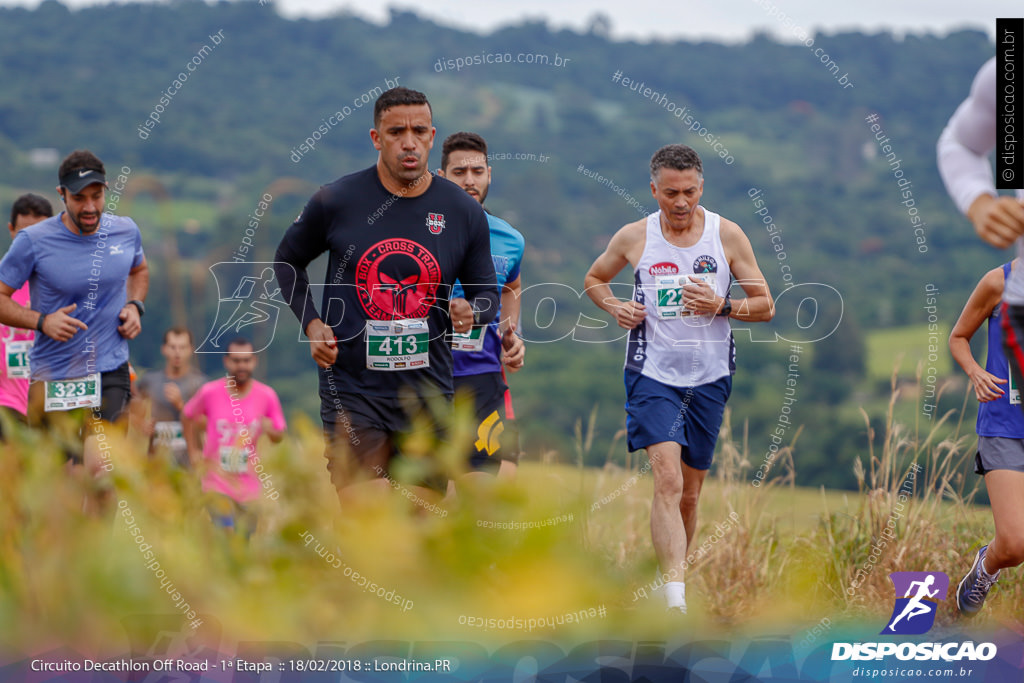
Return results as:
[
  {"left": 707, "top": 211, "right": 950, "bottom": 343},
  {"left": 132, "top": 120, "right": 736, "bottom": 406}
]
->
[
  {"left": 197, "top": 263, "right": 285, "bottom": 353},
  {"left": 881, "top": 571, "right": 949, "bottom": 635}
]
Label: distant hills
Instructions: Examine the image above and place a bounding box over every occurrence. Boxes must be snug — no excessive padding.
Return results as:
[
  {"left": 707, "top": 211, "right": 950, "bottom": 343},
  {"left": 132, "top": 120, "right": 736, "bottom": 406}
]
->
[{"left": 0, "top": 2, "right": 1003, "bottom": 484}]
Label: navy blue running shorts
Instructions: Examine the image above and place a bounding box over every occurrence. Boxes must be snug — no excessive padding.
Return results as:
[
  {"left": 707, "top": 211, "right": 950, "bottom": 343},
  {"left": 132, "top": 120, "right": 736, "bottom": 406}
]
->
[{"left": 624, "top": 369, "right": 731, "bottom": 470}]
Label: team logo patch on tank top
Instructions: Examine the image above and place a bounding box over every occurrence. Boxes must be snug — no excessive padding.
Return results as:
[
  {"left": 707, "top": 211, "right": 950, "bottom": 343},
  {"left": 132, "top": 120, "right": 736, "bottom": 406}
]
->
[
  {"left": 355, "top": 239, "right": 441, "bottom": 319},
  {"left": 693, "top": 255, "right": 718, "bottom": 273},
  {"left": 427, "top": 212, "right": 445, "bottom": 234},
  {"left": 649, "top": 262, "right": 679, "bottom": 276}
]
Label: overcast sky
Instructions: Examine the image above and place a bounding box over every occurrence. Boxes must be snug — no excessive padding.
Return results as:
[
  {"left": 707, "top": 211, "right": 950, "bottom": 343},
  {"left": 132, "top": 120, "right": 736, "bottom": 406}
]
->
[{"left": 2, "top": 0, "right": 1011, "bottom": 42}]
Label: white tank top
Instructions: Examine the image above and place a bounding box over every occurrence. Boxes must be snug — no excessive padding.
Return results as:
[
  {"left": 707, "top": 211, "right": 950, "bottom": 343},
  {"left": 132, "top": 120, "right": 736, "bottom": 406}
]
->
[{"left": 625, "top": 208, "right": 734, "bottom": 387}]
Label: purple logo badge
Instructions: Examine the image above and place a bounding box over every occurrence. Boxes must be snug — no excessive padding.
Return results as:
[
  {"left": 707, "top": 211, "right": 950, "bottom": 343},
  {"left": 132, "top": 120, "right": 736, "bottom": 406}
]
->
[{"left": 881, "top": 571, "right": 949, "bottom": 635}]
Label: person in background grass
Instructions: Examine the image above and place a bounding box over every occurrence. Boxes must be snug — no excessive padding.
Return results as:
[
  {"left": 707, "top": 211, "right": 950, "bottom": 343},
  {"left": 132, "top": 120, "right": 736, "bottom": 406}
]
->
[
  {"left": 0, "top": 194, "right": 53, "bottom": 439},
  {"left": 949, "top": 259, "right": 1024, "bottom": 616},
  {"left": 135, "top": 327, "right": 206, "bottom": 467},
  {"left": 182, "top": 337, "right": 285, "bottom": 537}
]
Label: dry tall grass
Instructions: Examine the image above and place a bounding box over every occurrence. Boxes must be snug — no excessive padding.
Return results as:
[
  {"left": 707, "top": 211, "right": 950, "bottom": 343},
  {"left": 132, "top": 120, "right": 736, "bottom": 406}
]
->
[{"left": 0, "top": 379, "right": 1019, "bottom": 660}]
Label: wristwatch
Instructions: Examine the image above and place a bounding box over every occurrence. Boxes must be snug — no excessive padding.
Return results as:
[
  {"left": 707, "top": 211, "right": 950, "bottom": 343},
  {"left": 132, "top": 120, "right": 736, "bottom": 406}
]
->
[
  {"left": 717, "top": 298, "right": 732, "bottom": 317},
  {"left": 128, "top": 299, "right": 146, "bottom": 317}
]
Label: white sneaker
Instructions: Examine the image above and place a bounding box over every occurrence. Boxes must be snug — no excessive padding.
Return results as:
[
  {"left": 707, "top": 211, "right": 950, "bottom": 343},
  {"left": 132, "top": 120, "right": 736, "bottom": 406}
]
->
[{"left": 664, "top": 581, "right": 686, "bottom": 612}]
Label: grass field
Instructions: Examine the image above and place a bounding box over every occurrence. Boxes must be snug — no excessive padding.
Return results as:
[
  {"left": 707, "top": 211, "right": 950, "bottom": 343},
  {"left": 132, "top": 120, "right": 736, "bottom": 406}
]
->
[
  {"left": 0, "top": 400, "right": 1019, "bottom": 662},
  {"left": 866, "top": 323, "right": 953, "bottom": 381}
]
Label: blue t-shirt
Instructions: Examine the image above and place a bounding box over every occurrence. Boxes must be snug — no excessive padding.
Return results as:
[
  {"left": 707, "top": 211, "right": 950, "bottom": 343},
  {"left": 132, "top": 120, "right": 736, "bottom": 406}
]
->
[
  {"left": 452, "top": 212, "right": 525, "bottom": 377},
  {"left": 0, "top": 212, "right": 145, "bottom": 380}
]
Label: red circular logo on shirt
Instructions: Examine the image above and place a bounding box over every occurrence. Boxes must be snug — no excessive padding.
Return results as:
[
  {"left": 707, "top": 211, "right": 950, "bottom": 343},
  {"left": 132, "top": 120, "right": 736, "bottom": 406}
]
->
[{"left": 355, "top": 239, "right": 441, "bottom": 319}]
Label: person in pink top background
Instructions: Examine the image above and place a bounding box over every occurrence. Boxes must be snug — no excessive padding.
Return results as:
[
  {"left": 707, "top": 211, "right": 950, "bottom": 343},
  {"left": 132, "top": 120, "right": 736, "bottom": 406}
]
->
[
  {"left": 0, "top": 194, "right": 53, "bottom": 439},
  {"left": 182, "top": 337, "right": 285, "bottom": 536}
]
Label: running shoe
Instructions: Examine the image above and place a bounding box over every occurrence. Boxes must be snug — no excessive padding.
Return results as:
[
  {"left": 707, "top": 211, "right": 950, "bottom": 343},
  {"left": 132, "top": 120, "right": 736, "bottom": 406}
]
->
[{"left": 957, "top": 545, "right": 999, "bottom": 616}]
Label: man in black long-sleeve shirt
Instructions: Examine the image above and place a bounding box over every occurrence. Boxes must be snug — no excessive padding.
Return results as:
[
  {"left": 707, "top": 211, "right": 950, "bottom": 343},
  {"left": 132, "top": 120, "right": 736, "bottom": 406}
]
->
[{"left": 274, "top": 87, "right": 498, "bottom": 494}]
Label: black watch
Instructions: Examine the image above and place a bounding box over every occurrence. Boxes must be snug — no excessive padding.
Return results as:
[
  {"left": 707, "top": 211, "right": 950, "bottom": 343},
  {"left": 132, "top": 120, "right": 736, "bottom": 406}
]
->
[
  {"left": 128, "top": 299, "right": 146, "bottom": 317},
  {"left": 717, "top": 298, "right": 732, "bottom": 317}
]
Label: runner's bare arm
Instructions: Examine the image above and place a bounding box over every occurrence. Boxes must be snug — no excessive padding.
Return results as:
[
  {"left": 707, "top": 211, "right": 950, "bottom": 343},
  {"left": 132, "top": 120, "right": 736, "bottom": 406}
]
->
[
  {"left": 500, "top": 323, "right": 524, "bottom": 372},
  {"left": 0, "top": 280, "right": 87, "bottom": 341},
  {"left": 499, "top": 275, "right": 525, "bottom": 370},
  {"left": 449, "top": 297, "right": 474, "bottom": 334},
  {"left": 127, "top": 388, "right": 155, "bottom": 437},
  {"left": 261, "top": 416, "right": 285, "bottom": 443},
  {"left": 118, "top": 258, "right": 149, "bottom": 339},
  {"left": 500, "top": 274, "right": 522, "bottom": 336},
  {"left": 182, "top": 414, "right": 202, "bottom": 468},
  {"left": 584, "top": 221, "right": 646, "bottom": 330},
  {"left": 720, "top": 220, "right": 773, "bottom": 322},
  {"left": 950, "top": 266, "right": 1007, "bottom": 402},
  {"left": 967, "top": 195, "right": 1024, "bottom": 249},
  {"left": 305, "top": 320, "right": 338, "bottom": 369},
  {"left": 0, "top": 281, "right": 44, "bottom": 330}
]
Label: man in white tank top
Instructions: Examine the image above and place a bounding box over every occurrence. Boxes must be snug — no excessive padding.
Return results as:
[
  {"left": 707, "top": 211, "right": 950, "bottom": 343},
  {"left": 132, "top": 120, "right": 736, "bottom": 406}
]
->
[{"left": 585, "top": 145, "right": 774, "bottom": 613}]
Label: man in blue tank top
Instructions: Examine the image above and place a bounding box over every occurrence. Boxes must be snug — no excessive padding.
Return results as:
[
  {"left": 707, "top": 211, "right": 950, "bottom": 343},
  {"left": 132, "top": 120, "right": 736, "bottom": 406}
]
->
[
  {"left": 949, "top": 260, "right": 1024, "bottom": 616},
  {"left": 438, "top": 132, "right": 525, "bottom": 480},
  {"left": 584, "top": 145, "right": 774, "bottom": 614}
]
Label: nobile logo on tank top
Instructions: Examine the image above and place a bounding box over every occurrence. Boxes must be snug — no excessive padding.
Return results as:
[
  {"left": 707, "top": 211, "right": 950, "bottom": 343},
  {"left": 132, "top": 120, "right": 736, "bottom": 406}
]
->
[
  {"left": 355, "top": 239, "right": 441, "bottom": 319},
  {"left": 693, "top": 255, "right": 718, "bottom": 273},
  {"left": 649, "top": 262, "right": 678, "bottom": 276}
]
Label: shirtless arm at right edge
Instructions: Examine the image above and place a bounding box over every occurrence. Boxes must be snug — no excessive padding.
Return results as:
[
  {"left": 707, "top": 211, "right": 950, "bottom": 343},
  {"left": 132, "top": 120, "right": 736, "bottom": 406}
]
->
[{"left": 584, "top": 219, "right": 647, "bottom": 330}]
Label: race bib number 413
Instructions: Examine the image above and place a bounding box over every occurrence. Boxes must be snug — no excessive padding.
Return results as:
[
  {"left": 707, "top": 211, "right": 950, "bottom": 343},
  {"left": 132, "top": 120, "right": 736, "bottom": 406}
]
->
[{"left": 366, "top": 319, "right": 430, "bottom": 371}]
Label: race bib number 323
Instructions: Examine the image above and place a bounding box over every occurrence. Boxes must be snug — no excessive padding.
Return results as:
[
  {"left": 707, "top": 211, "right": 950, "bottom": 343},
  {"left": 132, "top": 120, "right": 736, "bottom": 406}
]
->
[{"left": 44, "top": 373, "right": 101, "bottom": 412}]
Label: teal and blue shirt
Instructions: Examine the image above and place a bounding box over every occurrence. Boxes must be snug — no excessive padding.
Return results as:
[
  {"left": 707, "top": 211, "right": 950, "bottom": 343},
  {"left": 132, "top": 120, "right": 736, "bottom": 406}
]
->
[{"left": 452, "top": 212, "right": 524, "bottom": 377}]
